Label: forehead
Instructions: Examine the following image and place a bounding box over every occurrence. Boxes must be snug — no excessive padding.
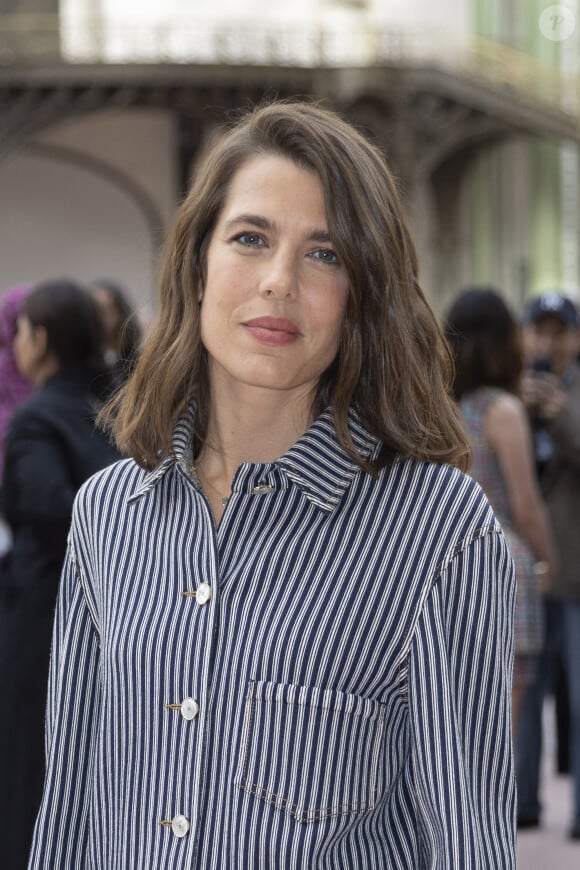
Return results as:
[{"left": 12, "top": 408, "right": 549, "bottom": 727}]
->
[
  {"left": 219, "top": 154, "right": 327, "bottom": 222},
  {"left": 15, "top": 313, "right": 34, "bottom": 335},
  {"left": 531, "top": 315, "right": 570, "bottom": 335},
  {"left": 92, "top": 287, "right": 117, "bottom": 307}
]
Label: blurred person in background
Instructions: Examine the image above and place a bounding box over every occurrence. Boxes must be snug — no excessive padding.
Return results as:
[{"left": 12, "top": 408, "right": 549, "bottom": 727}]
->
[
  {"left": 89, "top": 278, "right": 143, "bottom": 392},
  {"left": 517, "top": 292, "right": 580, "bottom": 840},
  {"left": 446, "top": 287, "right": 556, "bottom": 731},
  {"left": 0, "top": 284, "right": 33, "bottom": 556},
  {"left": 0, "top": 279, "right": 120, "bottom": 870},
  {"left": 0, "top": 284, "right": 33, "bottom": 479}
]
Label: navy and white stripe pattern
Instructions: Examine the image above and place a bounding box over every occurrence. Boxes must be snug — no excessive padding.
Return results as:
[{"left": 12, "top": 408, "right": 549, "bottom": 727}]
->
[{"left": 29, "top": 407, "right": 516, "bottom": 868}]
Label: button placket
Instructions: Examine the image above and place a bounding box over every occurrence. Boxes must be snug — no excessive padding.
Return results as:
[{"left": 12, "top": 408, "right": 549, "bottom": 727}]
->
[
  {"left": 169, "top": 482, "right": 220, "bottom": 846},
  {"left": 181, "top": 581, "right": 212, "bottom": 604},
  {"left": 165, "top": 698, "right": 200, "bottom": 720},
  {"left": 195, "top": 582, "right": 212, "bottom": 605},
  {"left": 171, "top": 815, "right": 190, "bottom": 837},
  {"left": 251, "top": 483, "right": 276, "bottom": 495},
  {"left": 180, "top": 697, "right": 200, "bottom": 720},
  {"left": 159, "top": 815, "right": 190, "bottom": 838}
]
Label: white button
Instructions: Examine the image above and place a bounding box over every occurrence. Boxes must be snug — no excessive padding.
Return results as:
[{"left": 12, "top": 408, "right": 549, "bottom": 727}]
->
[
  {"left": 196, "top": 582, "right": 212, "bottom": 605},
  {"left": 171, "top": 814, "right": 190, "bottom": 838},
  {"left": 180, "top": 698, "right": 199, "bottom": 720}
]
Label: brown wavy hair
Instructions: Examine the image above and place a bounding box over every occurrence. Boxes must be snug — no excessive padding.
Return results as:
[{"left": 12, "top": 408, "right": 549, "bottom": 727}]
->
[
  {"left": 445, "top": 287, "right": 523, "bottom": 400},
  {"left": 101, "top": 100, "right": 470, "bottom": 473}
]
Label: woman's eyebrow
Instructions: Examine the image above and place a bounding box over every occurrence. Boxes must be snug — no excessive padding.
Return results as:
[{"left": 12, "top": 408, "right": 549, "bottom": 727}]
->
[
  {"left": 307, "top": 230, "right": 332, "bottom": 243},
  {"left": 225, "top": 213, "right": 272, "bottom": 231},
  {"left": 224, "top": 214, "right": 331, "bottom": 243}
]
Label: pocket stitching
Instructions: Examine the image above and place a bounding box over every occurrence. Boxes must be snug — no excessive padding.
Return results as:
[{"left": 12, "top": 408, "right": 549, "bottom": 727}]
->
[
  {"left": 238, "top": 683, "right": 258, "bottom": 785},
  {"left": 237, "top": 680, "right": 385, "bottom": 823},
  {"left": 239, "top": 780, "right": 372, "bottom": 822}
]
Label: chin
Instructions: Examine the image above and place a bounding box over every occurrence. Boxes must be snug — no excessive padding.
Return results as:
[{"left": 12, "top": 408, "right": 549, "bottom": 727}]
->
[{"left": 237, "top": 364, "right": 313, "bottom": 394}]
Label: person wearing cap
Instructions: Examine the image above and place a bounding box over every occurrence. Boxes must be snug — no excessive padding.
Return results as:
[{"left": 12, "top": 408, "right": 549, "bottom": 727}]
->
[{"left": 517, "top": 291, "right": 580, "bottom": 840}]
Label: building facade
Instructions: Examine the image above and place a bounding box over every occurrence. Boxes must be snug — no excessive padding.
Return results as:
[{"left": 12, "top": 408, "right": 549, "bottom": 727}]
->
[{"left": 0, "top": 0, "right": 577, "bottom": 315}]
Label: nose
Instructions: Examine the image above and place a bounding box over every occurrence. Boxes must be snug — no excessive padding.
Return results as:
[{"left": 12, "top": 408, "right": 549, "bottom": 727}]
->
[
  {"left": 259, "top": 248, "right": 298, "bottom": 300},
  {"left": 534, "top": 333, "right": 554, "bottom": 362}
]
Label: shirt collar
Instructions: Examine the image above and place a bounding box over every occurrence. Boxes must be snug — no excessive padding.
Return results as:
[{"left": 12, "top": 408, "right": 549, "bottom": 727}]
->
[
  {"left": 128, "top": 404, "right": 381, "bottom": 512},
  {"left": 276, "top": 408, "right": 380, "bottom": 511},
  {"left": 128, "top": 404, "right": 196, "bottom": 503}
]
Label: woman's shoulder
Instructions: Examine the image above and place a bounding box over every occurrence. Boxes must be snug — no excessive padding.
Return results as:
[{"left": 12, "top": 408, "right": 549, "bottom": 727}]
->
[
  {"left": 484, "top": 391, "right": 528, "bottom": 444},
  {"left": 7, "top": 377, "right": 86, "bottom": 428},
  {"left": 460, "top": 385, "right": 510, "bottom": 411},
  {"left": 3, "top": 389, "right": 53, "bottom": 446},
  {"left": 382, "top": 452, "right": 476, "bottom": 486},
  {"left": 6, "top": 386, "right": 40, "bottom": 421},
  {"left": 484, "top": 389, "right": 523, "bottom": 417},
  {"left": 74, "top": 457, "right": 148, "bottom": 515},
  {"left": 378, "top": 456, "right": 498, "bottom": 534},
  {"left": 359, "top": 458, "right": 504, "bottom": 593}
]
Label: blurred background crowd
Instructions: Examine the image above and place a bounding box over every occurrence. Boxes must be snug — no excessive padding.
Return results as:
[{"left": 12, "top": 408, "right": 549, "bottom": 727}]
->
[{"left": 0, "top": 1, "right": 579, "bottom": 867}]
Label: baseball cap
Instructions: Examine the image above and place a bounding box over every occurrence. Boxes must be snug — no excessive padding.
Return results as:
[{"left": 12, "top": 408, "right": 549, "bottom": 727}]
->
[{"left": 523, "top": 292, "right": 579, "bottom": 327}]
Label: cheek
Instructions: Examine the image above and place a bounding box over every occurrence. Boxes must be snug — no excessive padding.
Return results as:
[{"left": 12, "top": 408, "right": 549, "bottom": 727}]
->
[
  {"left": 14, "top": 339, "right": 32, "bottom": 376},
  {"left": 13, "top": 333, "right": 26, "bottom": 361},
  {"left": 202, "top": 265, "right": 248, "bottom": 324},
  {"left": 316, "top": 285, "right": 349, "bottom": 337},
  {"left": 533, "top": 333, "right": 550, "bottom": 355},
  {"left": 203, "top": 258, "right": 243, "bottom": 307},
  {"left": 199, "top": 293, "right": 230, "bottom": 353}
]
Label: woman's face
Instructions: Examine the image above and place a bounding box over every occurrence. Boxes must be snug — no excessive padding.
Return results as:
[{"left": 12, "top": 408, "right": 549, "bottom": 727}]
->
[
  {"left": 92, "top": 286, "right": 121, "bottom": 346},
  {"left": 200, "top": 154, "right": 349, "bottom": 406},
  {"left": 13, "top": 315, "right": 47, "bottom": 384}
]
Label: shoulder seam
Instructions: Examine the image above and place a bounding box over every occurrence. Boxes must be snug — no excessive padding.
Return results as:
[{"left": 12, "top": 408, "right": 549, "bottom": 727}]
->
[
  {"left": 432, "top": 523, "right": 503, "bottom": 581},
  {"left": 395, "top": 522, "right": 503, "bottom": 704}
]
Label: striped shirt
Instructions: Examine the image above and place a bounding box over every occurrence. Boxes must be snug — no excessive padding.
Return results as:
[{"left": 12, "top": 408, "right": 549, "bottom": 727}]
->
[{"left": 29, "top": 407, "right": 515, "bottom": 869}]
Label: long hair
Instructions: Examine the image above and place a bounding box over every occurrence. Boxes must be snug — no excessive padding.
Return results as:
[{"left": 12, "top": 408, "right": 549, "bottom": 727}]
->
[
  {"left": 90, "top": 279, "right": 142, "bottom": 364},
  {"left": 445, "top": 287, "right": 523, "bottom": 399},
  {"left": 101, "top": 100, "right": 470, "bottom": 472},
  {"left": 23, "top": 279, "right": 106, "bottom": 375}
]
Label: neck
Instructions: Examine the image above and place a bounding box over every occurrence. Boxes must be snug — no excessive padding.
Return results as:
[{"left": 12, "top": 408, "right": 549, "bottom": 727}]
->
[
  {"left": 197, "top": 381, "right": 315, "bottom": 487},
  {"left": 33, "top": 355, "right": 60, "bottom": 386}
]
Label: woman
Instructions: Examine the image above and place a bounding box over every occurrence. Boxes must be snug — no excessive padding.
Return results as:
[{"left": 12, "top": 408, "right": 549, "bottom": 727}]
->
[
  {"left": 446, "top": 287, "right": 556, "bottom": 730},
  {"left": 0, "top": 284, "right": 34, "bottom": 483},
  {"left": 0, "top": 279, "right": 120, "bottom": 870},
  {"left": 30, "top": 103, "right": 516, "bottom": 869},
  {"left": 0, "top": 284, "right": 33, "bottom": 555},
  {"left": 89, "top": 278, "right": 142, "bottom": 391}
]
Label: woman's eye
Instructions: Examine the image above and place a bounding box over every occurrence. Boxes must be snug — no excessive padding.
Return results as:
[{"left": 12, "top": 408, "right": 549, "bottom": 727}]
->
[
  {"left": 311, "top": 248, "right": 340, "bottom": 266},
  {"left": 233, "top": 232, "right": 265, "bottom": 248}
]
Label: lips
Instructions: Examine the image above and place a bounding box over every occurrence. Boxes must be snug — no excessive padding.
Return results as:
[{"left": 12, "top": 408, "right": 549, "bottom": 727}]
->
[
  {"left": 242, "top": 316, "right": 301, "bottom": 346},
  {"left": 244, "top": 316, "right": 300, "bottom": 333}
]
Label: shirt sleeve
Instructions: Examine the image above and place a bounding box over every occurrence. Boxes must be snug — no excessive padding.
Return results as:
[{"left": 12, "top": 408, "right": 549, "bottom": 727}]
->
[
  {"left": 28, "top": 538, "right": 101, "bottom": 869},
  {"left": 407, "top": 528, "right": 516, "bottom": 869}
]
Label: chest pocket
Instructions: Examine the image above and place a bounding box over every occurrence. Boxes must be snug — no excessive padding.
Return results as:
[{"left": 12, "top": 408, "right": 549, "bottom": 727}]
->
[{"left": 235, "top": 680, "right": 386, "bottom": 824}]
